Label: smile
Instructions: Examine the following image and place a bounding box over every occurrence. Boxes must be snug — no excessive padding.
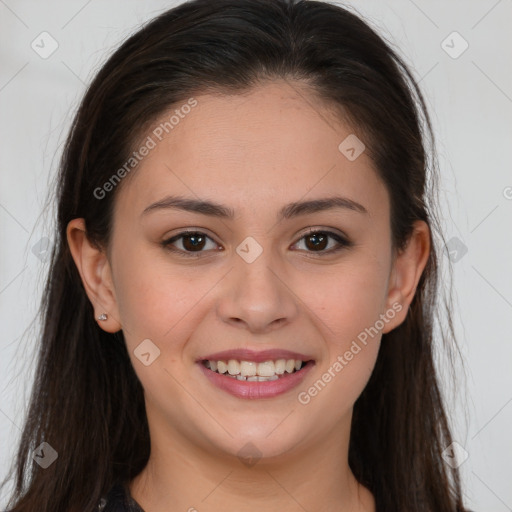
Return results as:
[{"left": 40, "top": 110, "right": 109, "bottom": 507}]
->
[
  {"left": 203, "top": 358, "right": 305, "bottom": 380},
  {"left": 198, "top": 358, "right": 315, "bottom": 399}
]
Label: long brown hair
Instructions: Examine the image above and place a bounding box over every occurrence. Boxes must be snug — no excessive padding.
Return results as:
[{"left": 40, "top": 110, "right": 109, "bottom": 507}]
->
[{"left": 1, "top": 1, "right": 468, "bottom": 510}]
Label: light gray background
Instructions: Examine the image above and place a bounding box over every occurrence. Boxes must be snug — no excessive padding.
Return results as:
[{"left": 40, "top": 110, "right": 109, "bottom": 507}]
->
[{"left": 1, "top": 1, "right": 511, "bottom": 510}]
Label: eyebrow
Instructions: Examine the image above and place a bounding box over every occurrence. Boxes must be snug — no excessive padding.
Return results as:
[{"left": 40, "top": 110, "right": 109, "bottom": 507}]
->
[{"left": 141, "top": 194, "right": 368, "bottom": 220}]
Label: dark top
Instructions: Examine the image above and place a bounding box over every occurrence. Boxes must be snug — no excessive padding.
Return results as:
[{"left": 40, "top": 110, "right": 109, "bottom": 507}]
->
[{"left": 98, "top": 481, "right": 145, "bottom": 512}]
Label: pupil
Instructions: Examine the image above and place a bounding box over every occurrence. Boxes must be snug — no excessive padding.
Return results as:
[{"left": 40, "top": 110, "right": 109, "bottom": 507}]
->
[
  {"left": 184, "top": 234, "right": 205, "bottom": 251},
  {"left": 307, "top": 233, "right": 327, "bottom": 251}
]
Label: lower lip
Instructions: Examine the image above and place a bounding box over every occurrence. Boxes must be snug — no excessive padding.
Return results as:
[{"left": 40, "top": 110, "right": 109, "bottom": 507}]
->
[{"left": 198, "top": 360, "right": 315, "bottom": 399}]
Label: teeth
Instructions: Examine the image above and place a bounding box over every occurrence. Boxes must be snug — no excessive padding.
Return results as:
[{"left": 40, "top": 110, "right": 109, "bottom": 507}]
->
[
  {"left": 205, "top": 358, "right": 305, "bottom": 378},
  {"left": 234, "top": 375, "right": 279, "bottom": 382},
  {"left": 240, "top": 361, "right": 257, "bottom": 377},
  {"left": 217, "top": 361, "right": 228, "bottom": 374},
  {"left": 285, "top": 359, "right": 296, "bottom": 373},
  {"left": 275, "top": 359, "right": 286, "bottom": 374},
  {"left": 227, "top": 359, "right": 240, "bottom": 375},
  {"left": 257, "top": 361, "right": 275, "bottom": 377}
]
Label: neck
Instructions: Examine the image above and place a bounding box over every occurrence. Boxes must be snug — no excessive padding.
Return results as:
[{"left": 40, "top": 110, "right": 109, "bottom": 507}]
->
[{"left": 129, "top": 414, "right": 375, "bottom": 512}]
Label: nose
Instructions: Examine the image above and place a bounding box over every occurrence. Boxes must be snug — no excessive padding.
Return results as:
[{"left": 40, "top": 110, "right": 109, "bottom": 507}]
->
[{"left": 216, "top": 250, "right": 299, "bottom": 334}]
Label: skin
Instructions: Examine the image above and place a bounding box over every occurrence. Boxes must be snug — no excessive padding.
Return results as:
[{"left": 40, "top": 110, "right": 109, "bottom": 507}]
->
[{"left": 67, "top": 80, "right": 430, "bottom": 512}]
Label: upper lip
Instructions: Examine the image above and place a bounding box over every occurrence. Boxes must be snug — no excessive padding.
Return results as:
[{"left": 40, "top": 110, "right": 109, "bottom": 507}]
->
[{"left": 197, "top": 348, "right": 314, "bottom": 363}]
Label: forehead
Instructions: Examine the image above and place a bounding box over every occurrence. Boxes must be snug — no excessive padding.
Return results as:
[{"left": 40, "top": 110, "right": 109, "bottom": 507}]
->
[{"left": 115, "top": 81, "right": 388, "bottom": 221}]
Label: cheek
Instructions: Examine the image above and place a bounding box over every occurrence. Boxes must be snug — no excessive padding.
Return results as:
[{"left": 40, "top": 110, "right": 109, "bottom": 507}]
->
[
  {"left": 310, "top": 344, "right": 380, "bottom": 418},
  {"left": 292, "top": 256, "right": 388, "bottom": 395},
  {"left": 297, "top": 259, "right": 390, "bottom": 340},
  {"left": 296, "top": 328, "right": 380, "bottom": 429},
  {"left": 112, "top": 245, "right": 211, "bottom": 351}
]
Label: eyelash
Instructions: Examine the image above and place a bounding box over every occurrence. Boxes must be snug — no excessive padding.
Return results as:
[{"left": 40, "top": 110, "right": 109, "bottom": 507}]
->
[{"left": 161, "top": 228, "right": 352, "bottom": 258}]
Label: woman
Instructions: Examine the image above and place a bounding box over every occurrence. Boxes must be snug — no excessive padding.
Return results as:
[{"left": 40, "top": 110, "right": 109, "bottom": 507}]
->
[{"left": 1, "top": 0, "right": 470, "bottom": 510}]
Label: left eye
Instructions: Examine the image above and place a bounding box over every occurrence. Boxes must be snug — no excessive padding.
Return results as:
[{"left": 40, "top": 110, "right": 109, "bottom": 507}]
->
[
  {"left": 292, "top": 230, "right": 350, "bottom": 254},
  {"left": 162, "top": 229, "right": 350, "bottom": 257}
]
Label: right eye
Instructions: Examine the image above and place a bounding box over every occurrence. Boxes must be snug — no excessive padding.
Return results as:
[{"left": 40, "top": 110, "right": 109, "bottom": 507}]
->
[{"left": 161, "top": 230, "right": 220, "bottom": 257}]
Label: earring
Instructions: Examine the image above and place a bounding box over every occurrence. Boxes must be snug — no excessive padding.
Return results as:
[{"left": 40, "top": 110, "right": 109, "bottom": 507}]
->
[{"left": 97, "top": 313, "right": 108, "bottom": 321}]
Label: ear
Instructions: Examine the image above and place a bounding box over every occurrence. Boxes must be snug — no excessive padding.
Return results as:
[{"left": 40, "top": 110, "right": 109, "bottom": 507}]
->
[
  {"left": 382, "top": 220, "right": 430, "bottom": 333},
  {"left": 66, "top": 218, "right": 122, "bottom": 333}
]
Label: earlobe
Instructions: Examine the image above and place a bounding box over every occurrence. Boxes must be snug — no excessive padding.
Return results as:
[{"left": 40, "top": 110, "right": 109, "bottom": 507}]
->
[
  {"left": 66, "top": 218, "right": 122, "bottom": 333},
  {"left": 382, "top": 220, "right": 431, "bottom": 333}
]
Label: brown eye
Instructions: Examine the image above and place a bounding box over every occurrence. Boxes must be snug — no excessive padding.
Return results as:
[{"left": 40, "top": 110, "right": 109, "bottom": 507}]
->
[
  {"left": 304, "top": 232, "right": 329, "bottom": 251},
  {"left": 293, "top": 230, "right": 352, "bottom": 254},
  {"left": 181, "top": 233, "right": 207, "bottom": 251},
  {"left": 162, "top": 231, "right": 218, "bottom": 256}
]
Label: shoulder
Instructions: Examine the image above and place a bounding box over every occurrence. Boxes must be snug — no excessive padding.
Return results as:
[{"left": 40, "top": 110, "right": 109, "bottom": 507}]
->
[
  {"left": 98, "top": 480, "right": 144, "bottom": 512},
  {"left": 2, "top": 481, "right": 144, "bottom": 512}
]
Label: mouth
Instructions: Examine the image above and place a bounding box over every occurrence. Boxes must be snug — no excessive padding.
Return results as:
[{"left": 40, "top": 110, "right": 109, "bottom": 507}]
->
[
  {"left": 201, "top": 358, "right": 310, "bottom": 381},
  {"left": 197, "top": 357, "right": 315, "bottom": 399}
]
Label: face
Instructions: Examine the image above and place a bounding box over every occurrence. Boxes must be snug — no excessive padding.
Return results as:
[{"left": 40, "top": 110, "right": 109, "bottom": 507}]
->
[{"left": 92, "top": 81, "right": 409, "bottom": 462}]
